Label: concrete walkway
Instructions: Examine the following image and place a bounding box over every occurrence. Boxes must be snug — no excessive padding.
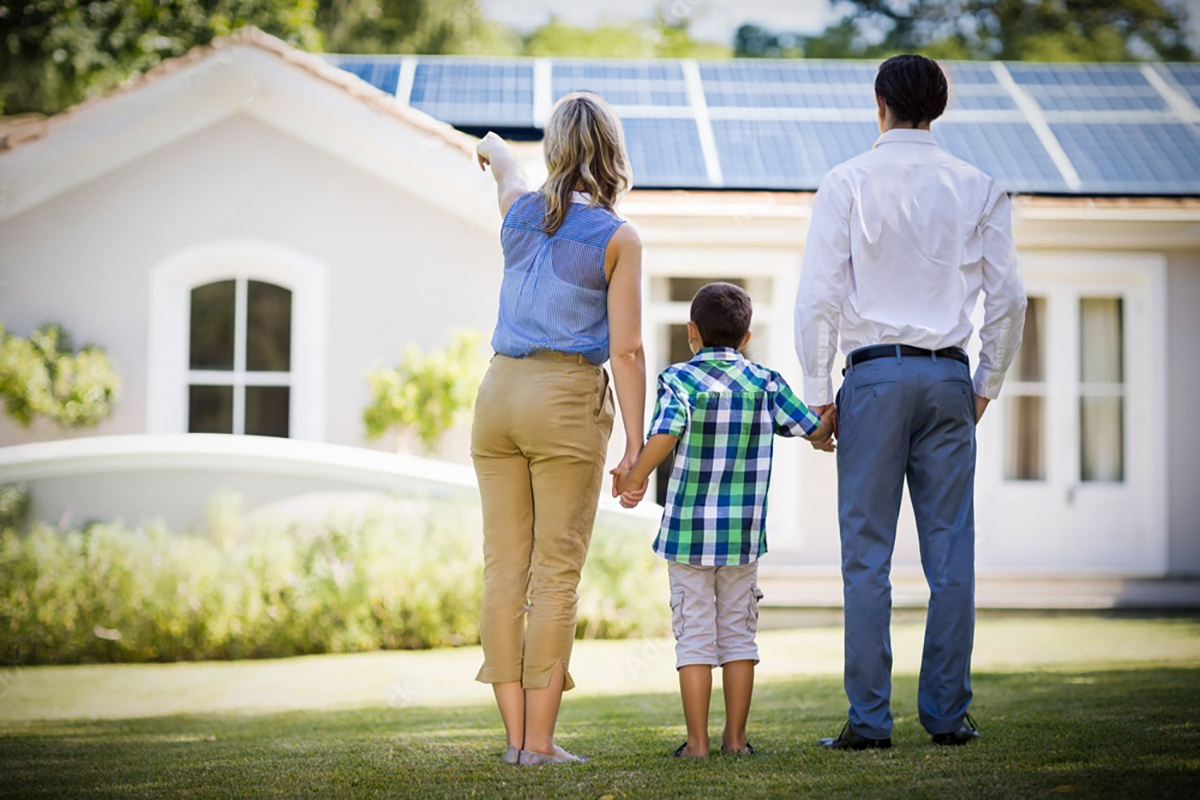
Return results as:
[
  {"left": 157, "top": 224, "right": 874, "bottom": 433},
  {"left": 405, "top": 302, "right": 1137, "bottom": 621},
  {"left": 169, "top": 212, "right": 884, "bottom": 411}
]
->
[{"left": 758, "top": 566, "right": 1200, "bottom": 609}]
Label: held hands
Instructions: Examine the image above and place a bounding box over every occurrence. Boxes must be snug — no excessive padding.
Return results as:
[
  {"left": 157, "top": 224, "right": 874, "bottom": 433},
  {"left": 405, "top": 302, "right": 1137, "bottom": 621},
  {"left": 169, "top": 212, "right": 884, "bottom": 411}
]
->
[
  {"left": 807, "top": 404, "right": 838, "bottom": 453},
  {"left": 610, "top": 449, "right": 648, "bottom": 509}
]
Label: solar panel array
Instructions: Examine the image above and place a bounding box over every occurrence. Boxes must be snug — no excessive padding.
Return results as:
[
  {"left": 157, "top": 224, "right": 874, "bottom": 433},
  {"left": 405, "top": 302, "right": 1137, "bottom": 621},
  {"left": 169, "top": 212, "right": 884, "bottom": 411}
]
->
[{"left": 328, "top": 55, "right": 1200, "bottom": 195}]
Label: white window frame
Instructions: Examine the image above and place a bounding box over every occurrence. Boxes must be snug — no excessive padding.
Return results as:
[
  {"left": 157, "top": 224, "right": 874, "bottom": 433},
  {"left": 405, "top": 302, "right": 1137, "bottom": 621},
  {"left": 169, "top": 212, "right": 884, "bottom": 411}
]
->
[{"left": 147, "top": 240, "right": 328, "bottom": 441}]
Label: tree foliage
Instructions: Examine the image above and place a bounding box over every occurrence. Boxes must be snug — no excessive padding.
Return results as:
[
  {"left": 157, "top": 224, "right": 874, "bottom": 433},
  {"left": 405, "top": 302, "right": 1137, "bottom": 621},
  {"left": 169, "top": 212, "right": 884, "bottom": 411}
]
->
[
  {"left": 317, "top": 0, "right": 519, "bottom": 55},
  {"left": 0, "top": 323, "right": 120, "bottom": 429},
  {"left": 0, "top": 1, "right": 323, "bottom": 115},
  {"left": 525, "top": 15, "right": 730, "bottom": 59},
  {"left": 794, "top": 0, "right": 1194, "bottom": 62},
  {"left": 362, "top": 330, "right": 482, "bottom": 454}
]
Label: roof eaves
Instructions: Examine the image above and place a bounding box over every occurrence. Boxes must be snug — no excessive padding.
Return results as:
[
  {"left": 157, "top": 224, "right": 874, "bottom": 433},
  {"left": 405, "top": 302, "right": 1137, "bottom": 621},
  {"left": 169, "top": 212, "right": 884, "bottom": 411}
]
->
[{"left": 0, "top": 27, "right": 478, "bottom": 158}]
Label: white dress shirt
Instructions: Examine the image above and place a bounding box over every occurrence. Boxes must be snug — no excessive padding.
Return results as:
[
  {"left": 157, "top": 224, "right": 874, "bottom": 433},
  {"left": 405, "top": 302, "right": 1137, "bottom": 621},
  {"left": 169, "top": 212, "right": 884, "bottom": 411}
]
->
[{"left": 794, "top": 128, "right": 1027, "bottom": 406}]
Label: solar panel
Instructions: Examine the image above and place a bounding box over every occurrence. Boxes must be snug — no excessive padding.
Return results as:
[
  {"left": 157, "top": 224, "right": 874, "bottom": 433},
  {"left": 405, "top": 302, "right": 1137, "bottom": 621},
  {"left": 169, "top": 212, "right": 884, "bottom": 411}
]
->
[
  {"left": 1005, "top": 63, "right": 1166, "bottom": 114},
  {"left": 712, "top": 119, "right": 878, "bottom": 190},
  {"left": 701, "top": 61, "right": 878, "bottom": 85},
  {"left": 1051, "top": 122, "right": 1200, "bottom": 193},
  {"left": 334, "top": 59, "right": 401, "bottom": 94},
  {"left": 933, "top": 121, "right": 1069, "bottom": 193},
  {"left": 552, "top": 62, "right": 688, "bottom": 106},
  {"left": 701, "top": 60, "right": 877, "bottom": 109},
  {"left": 1007, "top": 64, "right": 1151, "bottom": 87},
  {"left": 621, "top": 118, "right": 711, "bottom": 188},
  {"left": 705, "top": 82, "right": 875, "bottom": 109},
  {"left": 409, "top": 61, "right": 534, "bottom": 126},
  {"left": 324, "top": 55, "right": 1200, "bottom": 196},
  {"left": 944, "top": 63, "right": 999, "bottom": 85},
  {"left": 947, "top": 92, "right": 1018, "bottom": 112},
  {"left": 1167, "top": 64, "right": 1200, "bottom": 107}
]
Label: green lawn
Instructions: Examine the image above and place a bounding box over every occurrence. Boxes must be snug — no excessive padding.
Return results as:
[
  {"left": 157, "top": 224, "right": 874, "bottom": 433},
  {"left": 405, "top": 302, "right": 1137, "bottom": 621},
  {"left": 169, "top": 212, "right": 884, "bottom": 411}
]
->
[{"left": 2, "top": 616, "right": 1199, "bottom": 798}]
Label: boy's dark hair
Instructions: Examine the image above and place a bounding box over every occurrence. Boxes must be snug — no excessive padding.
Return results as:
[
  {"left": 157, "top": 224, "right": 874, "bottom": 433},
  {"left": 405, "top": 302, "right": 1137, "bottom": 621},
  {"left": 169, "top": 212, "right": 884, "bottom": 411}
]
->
[
  {"left": 691, "top": 282, "right": 752, "bottom": 349},
  {"left": 874, "top": 54, "right": 948, "bottom": 126}
]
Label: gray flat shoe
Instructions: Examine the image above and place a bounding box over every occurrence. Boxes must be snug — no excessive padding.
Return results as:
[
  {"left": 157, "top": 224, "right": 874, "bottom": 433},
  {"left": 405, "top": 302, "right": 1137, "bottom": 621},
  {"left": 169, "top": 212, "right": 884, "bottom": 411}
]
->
[
  {"left": 516, "top": 748, "right": 575, "bottom": 766},
  {"left": 503, "top": 745, "right": 520, "bottom": 765}
]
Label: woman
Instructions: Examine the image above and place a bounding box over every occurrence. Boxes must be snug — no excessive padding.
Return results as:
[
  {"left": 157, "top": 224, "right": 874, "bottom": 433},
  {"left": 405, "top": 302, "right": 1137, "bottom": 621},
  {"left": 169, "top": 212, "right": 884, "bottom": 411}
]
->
[{"left": 471, "top": 92, "right": 646, "bottom": 766}]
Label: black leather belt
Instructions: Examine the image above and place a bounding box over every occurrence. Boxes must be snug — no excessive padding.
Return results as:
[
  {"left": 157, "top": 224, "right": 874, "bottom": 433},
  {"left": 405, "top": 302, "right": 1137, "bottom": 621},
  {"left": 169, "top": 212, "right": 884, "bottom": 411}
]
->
[{"left": 847, "top": 344, "right": 969, "bottom": 369}]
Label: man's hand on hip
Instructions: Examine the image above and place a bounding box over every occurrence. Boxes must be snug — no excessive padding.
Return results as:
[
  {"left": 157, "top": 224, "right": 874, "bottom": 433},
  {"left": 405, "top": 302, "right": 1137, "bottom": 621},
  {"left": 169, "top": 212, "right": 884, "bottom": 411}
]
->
[{"left": 975, "top": 395, "right": 990, "bottom": 423}]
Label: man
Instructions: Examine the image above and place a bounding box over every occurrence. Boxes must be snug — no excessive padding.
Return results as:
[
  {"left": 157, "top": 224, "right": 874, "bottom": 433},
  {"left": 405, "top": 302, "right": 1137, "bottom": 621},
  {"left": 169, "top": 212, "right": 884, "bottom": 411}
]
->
[{"left": 795, "top": 54, "right": 1026, "bottom": 749}]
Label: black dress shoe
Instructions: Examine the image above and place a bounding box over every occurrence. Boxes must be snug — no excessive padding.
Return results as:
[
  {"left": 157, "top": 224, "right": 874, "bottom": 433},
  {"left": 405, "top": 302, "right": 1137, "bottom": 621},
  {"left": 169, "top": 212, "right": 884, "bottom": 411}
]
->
[
  {"left": 819, "top": 721, "right": 892, "bottom": 750},
  {"left": 931, "top": 713, "right": 980, "bottom": 746}
]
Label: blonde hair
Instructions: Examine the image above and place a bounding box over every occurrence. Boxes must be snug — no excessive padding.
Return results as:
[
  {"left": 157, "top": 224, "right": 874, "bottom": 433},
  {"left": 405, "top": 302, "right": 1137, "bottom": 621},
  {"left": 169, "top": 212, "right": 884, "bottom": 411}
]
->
[{"left": 539, "top": 92, "right": 633, "bottom": 236}]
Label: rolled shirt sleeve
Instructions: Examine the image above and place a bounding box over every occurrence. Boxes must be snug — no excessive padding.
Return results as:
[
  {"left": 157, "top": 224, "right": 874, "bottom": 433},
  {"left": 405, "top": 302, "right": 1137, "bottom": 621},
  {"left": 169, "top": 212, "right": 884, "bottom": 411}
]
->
[
  {"left": 770, "top": 374, "right": 821, "bottom": 438},
  {"left": 973, "top": 188, "right": 1028, "bottom": 399},
  {"left": 647, "top": 373, "right": 689, "bottom": 439},
  {"left": 795, "top": 175, "right": 853, "bottom": 406}
]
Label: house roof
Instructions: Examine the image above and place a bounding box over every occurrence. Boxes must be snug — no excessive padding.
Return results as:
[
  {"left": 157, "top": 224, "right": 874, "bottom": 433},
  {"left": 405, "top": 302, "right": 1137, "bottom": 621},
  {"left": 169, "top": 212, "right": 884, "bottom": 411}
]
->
[
  {"left": 0, "top": 28, "right": 499, "bottom": 227},
  {"left": 329, "top": 53, "right": 1200, "bottom": 197},
  {"left": 0, "top": 27, "right": 474, "bottom": 157}
]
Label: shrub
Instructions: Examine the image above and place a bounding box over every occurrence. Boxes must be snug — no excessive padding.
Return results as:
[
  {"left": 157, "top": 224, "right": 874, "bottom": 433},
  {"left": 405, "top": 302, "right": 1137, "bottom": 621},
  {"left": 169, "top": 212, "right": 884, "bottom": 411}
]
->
[
  {"left": 363, "top": 331, "right": 484, "bottom": 454},
  {"left": 0, "top": 323, "right": 120, "bottom": 429},
  {"left": 0, "top": 494, "right": 667, "bottom": 665}
]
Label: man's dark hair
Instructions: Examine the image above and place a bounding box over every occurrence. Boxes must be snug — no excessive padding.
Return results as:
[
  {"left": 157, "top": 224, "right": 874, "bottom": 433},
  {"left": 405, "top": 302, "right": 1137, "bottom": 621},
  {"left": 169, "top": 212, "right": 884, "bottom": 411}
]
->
[
  {"left": 874, "top": 54, "right": 948, "bottom": 126},
  {"left": 691, "top": 282, "right": 752, "bottom": 349}
]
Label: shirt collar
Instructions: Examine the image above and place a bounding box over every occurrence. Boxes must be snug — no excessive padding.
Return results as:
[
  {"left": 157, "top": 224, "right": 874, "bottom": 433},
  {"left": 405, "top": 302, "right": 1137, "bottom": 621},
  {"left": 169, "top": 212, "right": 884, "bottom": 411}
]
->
[
  {"left": 873, "top": 128, "right": 938, "bottom": 149},
  {"left": 691, "top": 346, "right": 743, "bottom": 364},
  {"left": 571, "top": 191, "right": 592, "bottom": 204}
]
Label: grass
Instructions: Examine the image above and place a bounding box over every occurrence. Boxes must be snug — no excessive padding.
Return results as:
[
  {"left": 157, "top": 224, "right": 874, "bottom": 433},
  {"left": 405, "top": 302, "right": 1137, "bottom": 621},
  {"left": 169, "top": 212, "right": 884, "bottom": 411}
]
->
[{"left": 2, "top": 616, "right": 1199, "bottom": 798}]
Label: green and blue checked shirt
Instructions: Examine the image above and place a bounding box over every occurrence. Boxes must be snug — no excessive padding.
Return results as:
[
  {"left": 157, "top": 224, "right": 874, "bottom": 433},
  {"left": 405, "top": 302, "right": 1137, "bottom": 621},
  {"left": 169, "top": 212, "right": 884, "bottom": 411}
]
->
[{"left": 649, "top": 347, "right": 821, "bottom": 567}]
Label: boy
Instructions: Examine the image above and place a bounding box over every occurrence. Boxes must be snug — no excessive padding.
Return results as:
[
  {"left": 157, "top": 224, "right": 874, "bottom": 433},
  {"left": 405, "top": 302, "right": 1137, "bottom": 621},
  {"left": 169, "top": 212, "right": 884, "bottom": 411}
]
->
[{"left": 614, "top": 282, "right": 834, "bottom": 758}]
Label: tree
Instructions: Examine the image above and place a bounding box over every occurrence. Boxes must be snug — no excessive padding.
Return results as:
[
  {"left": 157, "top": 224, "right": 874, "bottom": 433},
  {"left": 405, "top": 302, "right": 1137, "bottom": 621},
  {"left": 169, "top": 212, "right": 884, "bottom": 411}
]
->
[
  {"left": 362, "top": 331, "right": 483, "bottom": 454},
  {"left": 0, "top": 323, "right": 120, "bottom": 429},
  {"left": 797, "top": 0, "right": 1194, "bottom": 62},
  {"left": 318, "top": 0, "right": 519, "bottom": 55},
  {"left": 0, "top": 0, "right": 323, "bottom": 116},
  {"left": 524, "top": 15, "right": 730, "bottom": 59}
]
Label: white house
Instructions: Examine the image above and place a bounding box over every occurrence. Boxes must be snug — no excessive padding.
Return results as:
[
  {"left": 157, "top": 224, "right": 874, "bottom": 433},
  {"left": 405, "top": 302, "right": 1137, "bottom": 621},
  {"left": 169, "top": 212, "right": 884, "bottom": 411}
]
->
[{"left": 1, "top": 30, "right": 1197, "bottom": 593}]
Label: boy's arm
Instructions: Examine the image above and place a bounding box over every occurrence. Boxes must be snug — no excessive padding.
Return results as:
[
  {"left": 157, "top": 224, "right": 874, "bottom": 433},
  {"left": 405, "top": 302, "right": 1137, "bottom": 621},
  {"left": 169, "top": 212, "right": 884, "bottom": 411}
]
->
[
  {"left": 615, "top": 434, "right": 678, "bottom": 495},
  {"left": 771, "top": 375, "right": 825, "bottom": 440}
]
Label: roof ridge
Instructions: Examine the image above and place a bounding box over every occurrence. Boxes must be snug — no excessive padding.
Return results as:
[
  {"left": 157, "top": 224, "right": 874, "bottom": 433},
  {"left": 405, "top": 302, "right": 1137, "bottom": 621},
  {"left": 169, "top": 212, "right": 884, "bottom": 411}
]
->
[{"left": 0, "top": 26, "right": 477, "bottom": 157}]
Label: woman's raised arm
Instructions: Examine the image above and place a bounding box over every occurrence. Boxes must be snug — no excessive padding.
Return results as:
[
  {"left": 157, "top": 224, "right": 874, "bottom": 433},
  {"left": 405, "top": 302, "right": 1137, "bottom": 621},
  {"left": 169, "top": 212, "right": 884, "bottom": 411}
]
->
[{"left": 476, "top": 132, "right": 529, "bottom": 217}]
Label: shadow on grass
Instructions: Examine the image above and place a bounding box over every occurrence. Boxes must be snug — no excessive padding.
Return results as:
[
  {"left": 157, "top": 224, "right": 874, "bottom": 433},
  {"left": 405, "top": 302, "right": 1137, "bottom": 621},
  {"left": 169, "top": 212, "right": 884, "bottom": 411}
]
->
[{"left": 2, "top": 668, "right": 1198, "bottom": 799}]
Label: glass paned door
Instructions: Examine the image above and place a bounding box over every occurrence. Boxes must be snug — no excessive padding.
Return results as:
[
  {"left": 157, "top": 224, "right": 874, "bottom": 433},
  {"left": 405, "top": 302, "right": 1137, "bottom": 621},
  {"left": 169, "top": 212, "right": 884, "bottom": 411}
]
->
[
  {"left": 977, "top": 256, "right": 1164, "bottom": 573},
  {"left": 1079, "top": 298, "right": 1124, "bottom": 482},
  {"left": 1004, "top": 297, "right": 1047, "bottom": 481}
]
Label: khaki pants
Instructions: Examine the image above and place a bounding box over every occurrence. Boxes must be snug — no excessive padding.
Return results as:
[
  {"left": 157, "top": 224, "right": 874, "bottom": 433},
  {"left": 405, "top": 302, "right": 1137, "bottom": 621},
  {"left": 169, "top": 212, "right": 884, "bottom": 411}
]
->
[{"left": 471, "top": 352, "right": 615, "bottom": 691}]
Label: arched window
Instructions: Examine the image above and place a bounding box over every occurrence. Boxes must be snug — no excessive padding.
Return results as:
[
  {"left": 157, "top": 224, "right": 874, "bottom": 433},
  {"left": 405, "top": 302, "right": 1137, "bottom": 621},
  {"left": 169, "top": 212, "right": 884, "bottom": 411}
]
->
[
  {"left": 148, "top": 241, "right": 328, "bottom": 440},
  {"left": 187, "top": 278, "right": 293, "bottom": 436}
]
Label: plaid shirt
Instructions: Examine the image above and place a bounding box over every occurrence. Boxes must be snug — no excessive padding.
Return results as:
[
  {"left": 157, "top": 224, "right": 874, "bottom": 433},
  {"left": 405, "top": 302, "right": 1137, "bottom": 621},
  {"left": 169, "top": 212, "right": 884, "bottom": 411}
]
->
[{"left": 649, "top": 347, "right": 821, "bottom": 566}]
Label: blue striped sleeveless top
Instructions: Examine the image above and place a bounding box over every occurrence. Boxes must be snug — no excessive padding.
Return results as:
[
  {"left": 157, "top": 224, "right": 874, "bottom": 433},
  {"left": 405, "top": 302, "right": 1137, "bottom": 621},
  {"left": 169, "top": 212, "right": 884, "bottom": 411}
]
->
[{"left": 491, "top": 192, "right": 625, "bottom": 365}]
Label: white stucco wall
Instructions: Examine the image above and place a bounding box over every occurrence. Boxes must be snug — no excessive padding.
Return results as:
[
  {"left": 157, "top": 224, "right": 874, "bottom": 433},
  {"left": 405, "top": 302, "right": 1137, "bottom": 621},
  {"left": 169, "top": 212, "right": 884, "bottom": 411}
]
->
[{"left": 0, "top": 112, "right": 504, "bottom": 457}]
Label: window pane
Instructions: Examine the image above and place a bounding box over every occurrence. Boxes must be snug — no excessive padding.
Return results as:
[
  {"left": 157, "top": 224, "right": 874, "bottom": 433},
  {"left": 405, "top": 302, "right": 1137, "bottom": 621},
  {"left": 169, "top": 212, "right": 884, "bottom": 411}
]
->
[
  {"left": 1004, "top": 395, "right": 1045, "bottom": 481},
  {"left": 1080, "top": 298, "right": 1123, "bottom": 384},
  {"left": 245, "top": 386, "right": 290, "bottom": 437},
  {"left": 1081, "top": 397, "right": 1124, "bottom": 482},
  {"left": 189, "top": 281, "right": 235, "bottom": 370},
  {"left": 246, "top": 281, "right": 292, "bottom": 372},
  {"left": 668, "top": 277, "right": 746, "bottom": 303},
  {"left": 189, "top": 385, "right": 233, "bottom": 433},
  {"left": 1011, "top": 296, "right": 1045, "bottom": 383}
]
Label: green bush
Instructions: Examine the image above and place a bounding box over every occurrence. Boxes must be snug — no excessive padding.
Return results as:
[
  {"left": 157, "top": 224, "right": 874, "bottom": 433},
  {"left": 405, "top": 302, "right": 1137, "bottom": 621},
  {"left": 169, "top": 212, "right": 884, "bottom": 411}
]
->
[
  {"left": 0, "top": 323, "right": 120, "bottom": 429},
  {"left": 0, "top": 495, "right": 667, "bottom": 665}
]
